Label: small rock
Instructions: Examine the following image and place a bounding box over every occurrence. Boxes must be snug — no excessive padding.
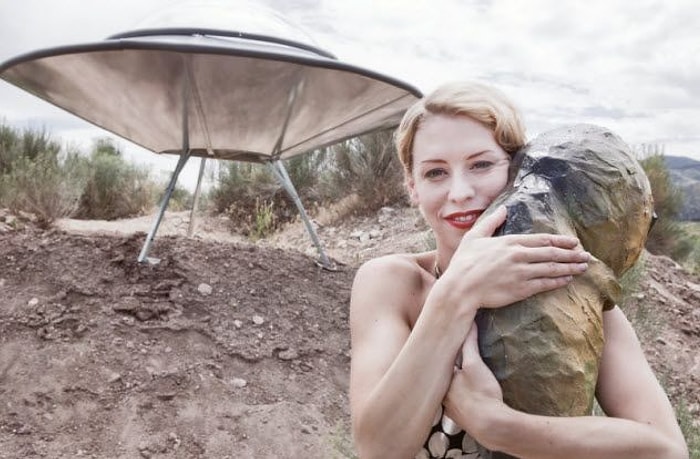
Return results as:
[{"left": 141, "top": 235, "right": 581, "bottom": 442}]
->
[
  {"left": 252, "top": 315, "right": 265, "bottom": 326},
  {"left": 301, "top": 426, "right": 312, "bottom": 434},
  {"left": 369, "top": 229, "right": 382, "bottom": 239},
  {"left": 197, "top": 283, "right": 213, "bottom": 295},
  {"left": 349, "top": 230, "right": 364, "bottom": 240},
  {"left": 231, "top": 378, "right": 247, "bottom": 388},
  {"left": 278, "top": 349, "right": 299, "bottom": 361},
  {"left": 168, "top": 432, "right": 181, "bottom": 448},
  {"left": 28, "top": 297, "right": 39, "bottom": 307},
  {"left": 233, "top": 320, "right": 243, "bottom": 328}
]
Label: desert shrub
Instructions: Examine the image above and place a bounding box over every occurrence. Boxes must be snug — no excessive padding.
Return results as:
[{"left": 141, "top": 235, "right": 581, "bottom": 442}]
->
[
  {"left": 284, "top": 150, "right": 326, "bottom": 201},
  {"left": 0, "top": 125, "right": 84, "bottom": 227},
  {"left": 320, "top": 129, "right": 407, "bottom": 216},
  {"left": 210, "top": 161, "right": 276, "bottom": 235},
  {"left": 209, "top": 152, "right": 325, "bottom": 236},
  {"left": 251, "top": 197, "right": 276, "bottom": 240},
  {"left": 0, "top": 150, "right": 84, "bottom": 227},
  {"left": 0, "top": 123, "right": 61, "bottom": 176},
  {"left": 75, "top": 138, "right": 155, "bottom": 220},
  {"left": 208, "top": 129, "right": 408, "bottom": 234},
  {"left": 157, "top": 184, "right": 194, "bottom": 212},
  {"left": 640, "top": 151, "right": 695, "bottom": 262}
]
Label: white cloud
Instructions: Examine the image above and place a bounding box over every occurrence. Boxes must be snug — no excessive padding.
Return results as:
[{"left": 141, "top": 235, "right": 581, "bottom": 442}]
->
[{"left": 1, "top": 0, "right": 699, "bottom": 184}]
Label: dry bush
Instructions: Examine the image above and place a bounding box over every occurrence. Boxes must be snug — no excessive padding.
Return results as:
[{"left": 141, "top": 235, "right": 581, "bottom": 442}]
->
[
  {"left": 75, "top": 139, "right": 156, "bottom": 220},
  {"left": 0, "top": 123, "right": 61, "bottom": 175},
  {"left": 640, "top": 150, "right": 696, "bottom": 263},
  {"left": 320, "top": 129, "right": 407, "bottom": 219},
  {"left": 207, "top": 130, "right": 409, "bottom": 234},
  {"left": 209, "top": 153, "right": 325, "bottom": 236},
  {"left": 0, "top": 152, "right": 84, "bottom": 228}
]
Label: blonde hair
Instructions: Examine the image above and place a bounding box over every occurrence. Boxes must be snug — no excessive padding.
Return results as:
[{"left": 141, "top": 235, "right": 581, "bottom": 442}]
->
[{"left": 395, "top": 81, "right": 527, "bottom": 173}]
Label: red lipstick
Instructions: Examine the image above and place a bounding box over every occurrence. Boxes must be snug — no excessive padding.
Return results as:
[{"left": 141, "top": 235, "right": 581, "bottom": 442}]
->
[{"left": 444, "top": 210, "right": 483, "bottom": 230}]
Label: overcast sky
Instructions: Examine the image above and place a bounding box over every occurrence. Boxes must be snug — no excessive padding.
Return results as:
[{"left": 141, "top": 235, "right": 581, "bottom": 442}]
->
[{"left": 0, "top": 0, "right": 698, "bottom": 189}]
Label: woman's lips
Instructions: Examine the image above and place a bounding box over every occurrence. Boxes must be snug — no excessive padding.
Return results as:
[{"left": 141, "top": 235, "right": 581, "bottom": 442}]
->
[{"left": 444, "top": 210, "right": 483, "bottom": 230}]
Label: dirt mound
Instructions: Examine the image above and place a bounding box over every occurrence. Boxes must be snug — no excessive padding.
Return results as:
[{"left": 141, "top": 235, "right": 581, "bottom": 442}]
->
[
  {"left": 0, "top": 209, "right": 698, "bottom": 458},
  {"left": 0, "top": 217, "right": 354, "bottom": 458}
]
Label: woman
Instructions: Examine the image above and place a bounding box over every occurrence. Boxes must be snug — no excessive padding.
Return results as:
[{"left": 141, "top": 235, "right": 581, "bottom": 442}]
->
[{"left": 348, "top": 81, "right": 688, "bottom": 459}]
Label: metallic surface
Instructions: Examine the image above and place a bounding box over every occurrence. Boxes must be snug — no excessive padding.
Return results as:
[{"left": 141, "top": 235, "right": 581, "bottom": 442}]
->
[
  {"left": 0, "top": 29, "right": 421, "bottom": 162},
  {"left": 0, "top": 20, "right": 420, "bottom": 265}
]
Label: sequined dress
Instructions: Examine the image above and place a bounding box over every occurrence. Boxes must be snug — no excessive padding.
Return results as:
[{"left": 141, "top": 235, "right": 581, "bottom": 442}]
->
[{"left": 416, "top": 405, "right": 490, "bottom": 459}]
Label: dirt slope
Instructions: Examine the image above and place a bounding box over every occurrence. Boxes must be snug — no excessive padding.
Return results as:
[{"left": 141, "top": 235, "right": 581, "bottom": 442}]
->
[{"left": 0, "top": 209, "right": 698, "bottom": 458}]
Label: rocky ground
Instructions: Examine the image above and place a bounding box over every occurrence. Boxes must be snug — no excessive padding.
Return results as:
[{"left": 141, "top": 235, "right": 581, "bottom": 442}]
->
[{"left": 0, "top": 207, "right": 698, "bottom": 458}]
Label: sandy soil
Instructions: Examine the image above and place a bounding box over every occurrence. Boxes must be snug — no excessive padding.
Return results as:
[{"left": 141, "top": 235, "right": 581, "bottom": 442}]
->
[{"left": 0, "top": 208, "right": 698, "bottom": 458}]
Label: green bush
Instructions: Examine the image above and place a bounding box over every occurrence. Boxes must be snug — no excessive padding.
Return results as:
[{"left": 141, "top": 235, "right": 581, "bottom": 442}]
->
[
  {"left": 0, "top": 151, "right": 84, "bottom": 227},
  {"left": 75, "top": 138, "right": 155, "bottom": 220},
  {"left": 0, "top": 125, "right": 84, "bottom": 227},
  {"left": 207, "top": 129, "right": 408, "bottom": 234},
  {"left": 0, "top": 123, "right": 61, "bottom": 176},
  {"left": 251, "top": 197, "right": 276, "bottom": 240},
  {"left": 640, "top": 151, "right": 695, "bottom": 262},
  {"left": 157, "top": 184, "right": 194, "bottom": 212},
  {"left": 208, "top": 152, "right": 325, "bottom": 236},
  {"left": 321, "top": 129, "right": 407, "bottom": 215}
]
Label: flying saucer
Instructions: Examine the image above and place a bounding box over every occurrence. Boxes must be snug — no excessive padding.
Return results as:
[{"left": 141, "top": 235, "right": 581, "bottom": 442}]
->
[{"left": 0, "top": 2, "right": 422, "bottom": 264}]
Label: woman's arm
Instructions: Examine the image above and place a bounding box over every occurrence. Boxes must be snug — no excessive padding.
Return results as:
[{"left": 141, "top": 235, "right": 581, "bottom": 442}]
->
[
  {"left": 350, "top": 208, "right": 591, "bottom": 458},
  {"left": 350, "top": 255, "right": 475, "bottom": 459},
  {"left": 445, "top": 307, "right": 689, "bottom": 459}
]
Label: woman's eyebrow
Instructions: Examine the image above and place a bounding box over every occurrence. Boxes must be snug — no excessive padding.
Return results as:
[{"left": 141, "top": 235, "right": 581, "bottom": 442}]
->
[{"left": 465, "top": 149, "right": 497, "bottom": 159}]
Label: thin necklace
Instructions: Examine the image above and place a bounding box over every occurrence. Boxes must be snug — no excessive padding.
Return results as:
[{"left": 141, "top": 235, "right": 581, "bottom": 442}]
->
[{"left": 433, "top": 260, "right": 442, "bottom": 279}]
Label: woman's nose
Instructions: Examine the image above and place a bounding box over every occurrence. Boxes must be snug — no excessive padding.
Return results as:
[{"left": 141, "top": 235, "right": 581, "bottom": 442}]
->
[{"left": 448, "top": 176, "right": 476, "bottom": 202}]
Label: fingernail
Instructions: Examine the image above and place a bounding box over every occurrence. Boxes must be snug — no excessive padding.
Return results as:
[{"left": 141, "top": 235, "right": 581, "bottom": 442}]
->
[{"left": 577, "top": 263, "right": 588, "bottom": 271}]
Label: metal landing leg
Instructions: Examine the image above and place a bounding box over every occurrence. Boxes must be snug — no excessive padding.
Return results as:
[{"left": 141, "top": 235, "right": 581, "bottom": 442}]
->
[
  {"left": 137, "top": 151, "right": 192, "bottom": 263},
  {"left": 269, "top": 160, "right": 333, "bottom": 269}
]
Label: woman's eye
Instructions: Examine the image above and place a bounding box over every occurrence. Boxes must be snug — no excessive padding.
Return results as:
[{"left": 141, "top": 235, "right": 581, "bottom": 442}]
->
[
  {"left": 471, "top": 160, "right": 494, "bottom": 170},
  {"left": 424, "top": 168, "right": 446, "bottom": 179}
]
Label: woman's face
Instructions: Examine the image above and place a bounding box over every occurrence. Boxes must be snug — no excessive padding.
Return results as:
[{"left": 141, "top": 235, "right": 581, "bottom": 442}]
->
[{"left": 407, "top": 113, "right": 511, "bottom": 252}]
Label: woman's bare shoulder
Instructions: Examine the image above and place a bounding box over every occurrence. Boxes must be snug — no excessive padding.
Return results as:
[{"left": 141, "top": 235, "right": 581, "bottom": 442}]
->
[
  {"left": 354, "top": 252, "right": 433, "bottom": 286},
  {"left": 351, "top": 252, "right": 435, "bottom": 320}
]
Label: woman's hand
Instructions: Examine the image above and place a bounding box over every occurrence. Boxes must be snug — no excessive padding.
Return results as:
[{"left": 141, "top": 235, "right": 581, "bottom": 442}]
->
[
  {"left": 443, "top": 323, "right": 504, "bottom": 440},
  {"left": 440, "top": 206, "right": 590, "bottom": 309},
  {"left": 445, "top": 322, "right": 502, "bottom": 410}
]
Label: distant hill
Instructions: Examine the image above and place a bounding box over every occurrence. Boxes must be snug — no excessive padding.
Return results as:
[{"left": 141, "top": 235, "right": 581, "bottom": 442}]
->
[{"left": 664, "top": 155, "right": 700, "bottom": 221}]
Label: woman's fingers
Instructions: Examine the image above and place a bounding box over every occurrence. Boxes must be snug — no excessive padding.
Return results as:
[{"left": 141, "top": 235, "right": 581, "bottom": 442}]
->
[
  {"left": 460, "top": 323, "right": 480, "bottom": 367},
  {"left": 524, "top": 260, "right": 589, "bottom": 279},
  {"left": 496, "top": 234, "right": 590, "bottom": 265},
  {"left": 518, "top": 275, "right": 576, "bottom": 298},
  {"left": 502, "top": 232, "right": 581, "bottom": 250},
  {"left": 464, "top": 206, "right": 507, "bottom": 239}
]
